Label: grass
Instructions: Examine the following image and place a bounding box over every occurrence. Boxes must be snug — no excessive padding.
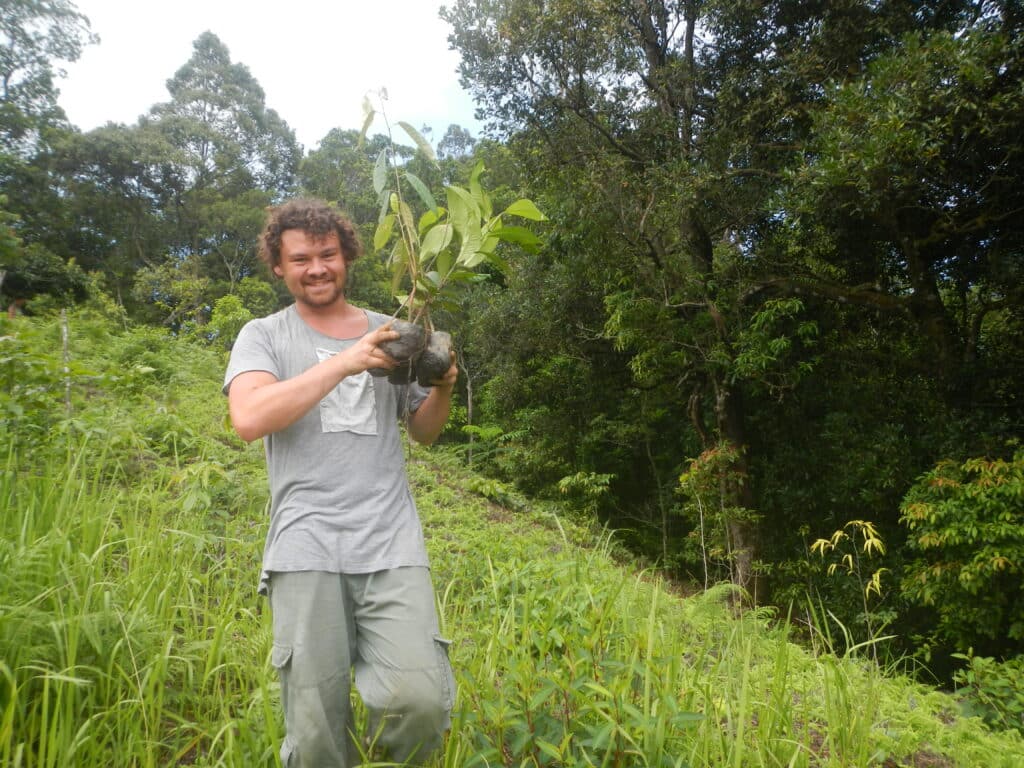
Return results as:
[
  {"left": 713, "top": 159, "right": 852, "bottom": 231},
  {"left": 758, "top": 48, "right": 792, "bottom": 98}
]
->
[{"left": 2, "top": 309, "right": 1023, "bottom": 766}]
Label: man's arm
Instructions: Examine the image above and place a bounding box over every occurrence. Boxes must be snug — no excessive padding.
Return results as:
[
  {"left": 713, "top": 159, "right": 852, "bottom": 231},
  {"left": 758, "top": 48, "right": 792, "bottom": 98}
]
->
[
  {"left": 227, "top": 325, "right": 399, "bottom": 442},
  {"left": 407, "top": 355, "right": 458, "bottom": 446}
]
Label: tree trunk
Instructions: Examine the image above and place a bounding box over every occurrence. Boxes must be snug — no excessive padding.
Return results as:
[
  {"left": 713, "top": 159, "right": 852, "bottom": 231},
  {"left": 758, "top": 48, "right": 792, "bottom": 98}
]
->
[{"left": 712, "top": 376, "right": 760, "bottom": 603}]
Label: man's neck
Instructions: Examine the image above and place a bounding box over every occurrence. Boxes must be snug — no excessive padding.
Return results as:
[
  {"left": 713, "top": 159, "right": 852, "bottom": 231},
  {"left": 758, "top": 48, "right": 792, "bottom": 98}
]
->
[{"left": 294, "top": 298, "right": 367, "bottom": 339}]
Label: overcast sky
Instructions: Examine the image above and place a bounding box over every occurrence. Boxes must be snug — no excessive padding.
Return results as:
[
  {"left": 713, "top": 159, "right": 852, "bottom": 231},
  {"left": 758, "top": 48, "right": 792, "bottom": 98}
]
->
[{"left": 56, "top": 0, "right": 483, "bottom": 151}]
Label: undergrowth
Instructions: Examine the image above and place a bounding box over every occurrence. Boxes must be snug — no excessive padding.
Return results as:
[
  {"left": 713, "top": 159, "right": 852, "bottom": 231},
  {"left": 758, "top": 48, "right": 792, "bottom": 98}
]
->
[{"left": 1, "top": 309, "right": 1022, "bottom": 766}]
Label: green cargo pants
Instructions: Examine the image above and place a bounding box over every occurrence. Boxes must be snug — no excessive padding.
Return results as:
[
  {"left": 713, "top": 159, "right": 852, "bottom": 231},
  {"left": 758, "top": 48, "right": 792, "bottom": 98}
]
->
[{"left": 268, "top": 567, "right": 455, "bottom": 767}]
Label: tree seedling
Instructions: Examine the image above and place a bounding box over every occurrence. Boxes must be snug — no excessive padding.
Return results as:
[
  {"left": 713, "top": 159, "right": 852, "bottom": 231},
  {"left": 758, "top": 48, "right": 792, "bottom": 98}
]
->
[{"left": 359, "top": 92, "right": 546, "bottom": 385}]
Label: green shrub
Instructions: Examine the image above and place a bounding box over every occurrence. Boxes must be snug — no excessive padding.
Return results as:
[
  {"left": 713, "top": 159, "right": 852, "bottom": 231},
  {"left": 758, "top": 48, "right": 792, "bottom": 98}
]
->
[
  {"left": 953, "top": 653, "right": 1024, "bottom": 733},
  {"left": 899, "top": 449, "right": 1024, "bottom": 658}
]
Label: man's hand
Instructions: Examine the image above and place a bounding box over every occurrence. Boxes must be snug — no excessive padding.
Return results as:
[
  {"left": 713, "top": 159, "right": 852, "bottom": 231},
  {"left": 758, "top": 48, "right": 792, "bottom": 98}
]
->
[
  {"left": 228, "top": 323, "right": 403, "bottom": 442},
  {"left": 408, "top": 350, "right": 458, "bottom": 445},
  {"left": 338, "top": 323, "right": 401, "bottom": 377},
  {"left": 429, "top": 350, "right": 458, "bottom": 391}
]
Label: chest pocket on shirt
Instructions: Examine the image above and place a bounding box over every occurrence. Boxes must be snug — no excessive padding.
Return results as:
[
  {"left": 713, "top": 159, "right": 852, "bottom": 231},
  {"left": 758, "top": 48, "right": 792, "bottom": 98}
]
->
[{"left": 315, "top": 348, "right": 378, "bottom": 435}]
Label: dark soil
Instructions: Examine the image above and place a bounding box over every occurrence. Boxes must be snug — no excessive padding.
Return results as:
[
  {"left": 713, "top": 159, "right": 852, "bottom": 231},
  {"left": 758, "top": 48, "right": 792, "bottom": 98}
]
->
[
  {"left": 368, "top": 320, "right": 452, "bottom": 386},
  {"left": 415, "top": 330, "right": 452, "bottom": 386}
]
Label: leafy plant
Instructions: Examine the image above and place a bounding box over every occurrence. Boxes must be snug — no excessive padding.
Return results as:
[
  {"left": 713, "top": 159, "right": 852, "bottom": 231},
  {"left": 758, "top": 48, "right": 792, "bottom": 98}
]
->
[
  {"left": 677, "top": 443, "right": 761, "bottom": 590},
  {"left": 899, "top": 448, "right": 1024, "bottom": 657},
  {"left": 953, "top": 652, "right": 1024, "bottom": 734},
  {"left": 810, "top": 520, "right": 892, "bottom": 647},
  {"left": 358, "top": 92, "right": 546, "bottom": 381}
]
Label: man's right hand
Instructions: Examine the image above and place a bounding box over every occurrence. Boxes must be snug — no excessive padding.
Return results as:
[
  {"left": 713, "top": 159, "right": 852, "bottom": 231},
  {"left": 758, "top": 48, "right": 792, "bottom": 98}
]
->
[
  {"left": 338, "top": 323, "right": 401, "bottom": 377},
  {"left": 227, "top": 324, "right": 403, "bottom": 442}
]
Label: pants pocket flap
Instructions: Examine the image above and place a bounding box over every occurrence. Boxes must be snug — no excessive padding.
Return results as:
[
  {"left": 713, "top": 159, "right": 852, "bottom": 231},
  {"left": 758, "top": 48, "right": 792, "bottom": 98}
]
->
[{"left": 271, "top": 643, "right": 293, "bottom": 670}]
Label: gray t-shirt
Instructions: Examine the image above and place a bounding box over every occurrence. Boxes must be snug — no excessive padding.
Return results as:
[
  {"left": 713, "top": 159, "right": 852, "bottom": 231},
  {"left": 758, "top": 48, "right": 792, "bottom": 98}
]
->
[{"left": 223, "top": 305, "right": 431, "bottom": 584}]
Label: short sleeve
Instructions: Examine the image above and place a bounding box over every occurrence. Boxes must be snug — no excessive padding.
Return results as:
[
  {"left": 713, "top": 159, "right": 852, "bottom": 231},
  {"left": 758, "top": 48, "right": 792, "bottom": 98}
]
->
[
  {"left": 407, "top": 382, "right": 430, "bottom": 414},
  {"left": 223, "top": 319, "right": 280, "bottom": 394}
]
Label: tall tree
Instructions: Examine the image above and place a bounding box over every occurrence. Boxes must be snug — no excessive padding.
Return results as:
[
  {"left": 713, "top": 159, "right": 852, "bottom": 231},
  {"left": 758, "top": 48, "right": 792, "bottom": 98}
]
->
[
  {"left": 146, "top": 32, "right": 300, "bottom": 289},
  {"left": 0, "top": 0, "right": 96, "bottom": 162},
  {"left": 444, "top": 0, "right": 1024, "bottom": 599},
  {"left": 0, "top": 0, "right": 97, "bottom": 308},
  {"left": 43, "top": 32, "right": 302, "bottom": 323}
]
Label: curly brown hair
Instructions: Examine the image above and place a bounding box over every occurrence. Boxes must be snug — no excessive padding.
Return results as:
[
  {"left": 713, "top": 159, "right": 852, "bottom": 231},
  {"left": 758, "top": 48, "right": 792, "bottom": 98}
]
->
[{"left": 259, "top": 198, "right": 363, "bottom": 271}]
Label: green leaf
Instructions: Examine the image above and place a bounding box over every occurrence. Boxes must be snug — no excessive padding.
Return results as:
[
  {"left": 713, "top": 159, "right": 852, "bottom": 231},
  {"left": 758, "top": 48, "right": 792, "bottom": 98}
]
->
[
  {"left": 418, "top": 209, "right": 439, "bottom": 233},
  {"left": 358, "top": 98, "right": 375, "bottom": 146},
  {"left": 398, "top": 121, "right": 437, "bottom": 163},
  {"left": 446, "top": 185, "right": 480, "bottom": 233},
  {"left": 469, "top": 160, "right": 492, "bottom": 219},
  {"left": 535, "top": 739, "right": 562, "bottom": 760},
  {"left": 490, "top": 225, "right": 543, "bottom": 253},
  {"left": 445, "top": 187, "right": 472, "bottom": 239},
  {"left": 481, "top": 234, "right": 499, "bottom": 255},
  {"left": 456, "top": 216, "right": 483, "bottom": 267},
  {"left": 404, "top": 171, "right": 438, "bottom": 213},
  {"left": 397, "top": 200, "right": 417, "bottom": 247},
  {"left": 373, "top": 214, "right": 395, "bottom": 252},
  {"left": 503, "top": 198, "right": 547, "bottom": 221},
  {"left": 389, "top": 240, "right": 409, "bottom": 294},
  {"left": 436, "top": 249, "right": 453, "bottom": 279},
  {"left": 446, "top": 268, "right": 481, "bottom": 284},
  {"left": 373, "top": 149, "right": 388, "bottom": 196},
  {"left": 420, "top": 221, "right": 453, "bottom": 263}
]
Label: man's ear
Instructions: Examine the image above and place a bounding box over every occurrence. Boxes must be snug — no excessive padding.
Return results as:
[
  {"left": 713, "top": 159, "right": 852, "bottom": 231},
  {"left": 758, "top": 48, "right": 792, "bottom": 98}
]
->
[{"left": 272, "top": 264, "right": 283, "bottom": 278}]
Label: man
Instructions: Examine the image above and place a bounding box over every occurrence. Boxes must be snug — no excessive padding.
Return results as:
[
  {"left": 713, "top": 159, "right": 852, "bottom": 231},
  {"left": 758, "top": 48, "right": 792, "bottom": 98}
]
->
[{"left": 224, "top": 198, "right": 457, "bottom": 767}]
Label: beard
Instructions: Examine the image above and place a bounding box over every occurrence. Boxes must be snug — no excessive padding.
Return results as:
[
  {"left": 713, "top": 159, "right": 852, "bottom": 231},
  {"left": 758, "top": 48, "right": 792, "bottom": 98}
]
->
[{"left": 296, "top": 277, "right": 345, "bottom": 307}]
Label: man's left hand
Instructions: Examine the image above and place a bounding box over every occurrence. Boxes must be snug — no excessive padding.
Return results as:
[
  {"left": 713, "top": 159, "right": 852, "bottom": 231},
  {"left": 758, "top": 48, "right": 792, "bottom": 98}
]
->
[{"left": 431, "top": 351, "right": 458, "bottom": 390}]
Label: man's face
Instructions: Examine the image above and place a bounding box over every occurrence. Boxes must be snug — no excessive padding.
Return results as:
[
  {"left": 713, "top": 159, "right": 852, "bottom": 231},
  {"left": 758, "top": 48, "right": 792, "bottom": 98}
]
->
[{"left": 274, "top": 229, "right": 348, "bottom": 308}]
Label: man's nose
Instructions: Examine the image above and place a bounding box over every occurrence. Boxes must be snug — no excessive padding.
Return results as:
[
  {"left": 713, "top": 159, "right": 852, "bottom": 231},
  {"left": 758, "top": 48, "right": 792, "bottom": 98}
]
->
[{"left": 307, "top": 257, "right": 327, "bottom": 275}]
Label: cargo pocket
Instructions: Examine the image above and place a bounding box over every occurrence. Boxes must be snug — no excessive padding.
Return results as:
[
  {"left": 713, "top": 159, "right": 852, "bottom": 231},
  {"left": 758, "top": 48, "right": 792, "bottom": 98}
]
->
[
  {"left": 272, "top": 645, "right": 298, "bottom": 767},
  {"left": 272, "top": 643, "right": 293, "bottom": 672},
  {"left": 432, "top": 636, "right": 456, "bottom": 712},
  {"left": 279, "top": 736, "right": 296, "bottom": 768}
]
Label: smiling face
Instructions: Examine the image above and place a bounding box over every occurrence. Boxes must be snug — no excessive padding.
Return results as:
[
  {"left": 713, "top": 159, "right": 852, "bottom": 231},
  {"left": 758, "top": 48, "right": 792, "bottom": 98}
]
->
[{"left": 273, "top": 229, "right": 348, "bottom": 309}]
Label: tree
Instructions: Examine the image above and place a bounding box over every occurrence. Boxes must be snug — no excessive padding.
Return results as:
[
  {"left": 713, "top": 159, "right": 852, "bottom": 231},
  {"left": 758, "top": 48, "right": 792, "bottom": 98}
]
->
[
  {"left": 774, "top": 22, "right": 1024, "bottom": 403},
  {"left": 444, "top": 0, "right": 781, "bottom": 594},
  {"left": 900, "top": 450, "right": 1024, "bottom": 659},
  {"left": 43, "top": 32, "right": 301, "bottom": 323},
  {"left": 444, "top": 0, "right": 1024, "bottom": 602},
  {"left": 0, "top": 0, "right": 96, "bottom": 161},
  {"left": 40, "top": 122, "right": 178, "bottom": 298},
  {"left": 143, "top": 32, "right": 300, "bottom": 304},
  {"left": 149, "top": 31, "right": 298, "bottom": 194},
  {"left": 300, "top": 128, "right": 397, "bottom": 226},
  {"left": 437, "top": 123, "right": 476, "bottom": 160},
  {"left": 0, "top": 0, "right": 98, "bottom": 310}
]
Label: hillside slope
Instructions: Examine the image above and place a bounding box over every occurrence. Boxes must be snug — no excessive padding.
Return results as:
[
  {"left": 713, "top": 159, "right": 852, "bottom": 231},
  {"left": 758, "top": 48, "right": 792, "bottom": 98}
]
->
[{"left": 1, "top": 309, "right": 1022, "bottom": 766}]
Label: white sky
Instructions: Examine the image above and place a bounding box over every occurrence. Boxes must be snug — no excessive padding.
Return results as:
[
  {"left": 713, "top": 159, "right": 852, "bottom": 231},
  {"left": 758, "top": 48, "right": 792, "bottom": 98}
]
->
[{"left": 56, "top": 0, "right": 482, "bottom": 152}]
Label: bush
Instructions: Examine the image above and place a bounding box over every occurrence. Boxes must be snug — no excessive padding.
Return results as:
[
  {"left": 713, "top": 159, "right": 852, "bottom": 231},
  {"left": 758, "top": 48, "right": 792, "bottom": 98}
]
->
[
  {"left": 954, "top": 653, "right": 1024, "bottom": 734},
  {"left": 899, "top": 449, "right": 1024, "bottom": 658}
]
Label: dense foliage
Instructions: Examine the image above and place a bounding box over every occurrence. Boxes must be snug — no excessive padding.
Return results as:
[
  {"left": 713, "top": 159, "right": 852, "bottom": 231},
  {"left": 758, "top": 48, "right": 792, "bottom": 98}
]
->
[
  {"left": 440, "top": 0, "right": 1024, "bottom": 669},
  {"left": 1, "top": 0, "right": 1022, "bottom": 682},
  {"left": 2, "top": 307, "right": 1022, "bottom": 766}
]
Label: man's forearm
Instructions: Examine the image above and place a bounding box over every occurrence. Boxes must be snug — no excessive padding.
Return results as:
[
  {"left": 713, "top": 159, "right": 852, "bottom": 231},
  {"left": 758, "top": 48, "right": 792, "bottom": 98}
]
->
[
  {"left": 229, "top": 358, "right": 350, "bottom": 442},
  {"left": 407, "top": 386, "right": 453, "bottom": 445},
  {"left": 229, "top": 324, "right": 401, "bottom": 442}
]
